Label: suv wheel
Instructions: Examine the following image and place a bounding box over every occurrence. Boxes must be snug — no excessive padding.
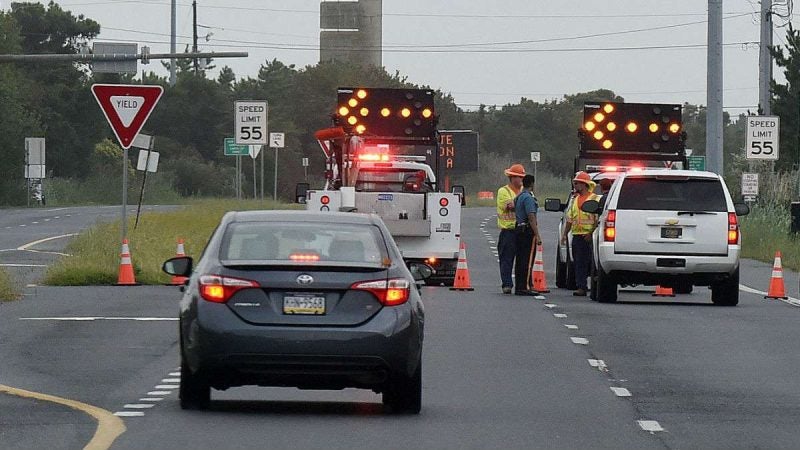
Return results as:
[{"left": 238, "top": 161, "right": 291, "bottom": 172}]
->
[
  {"left": 674, "top": 283, "right": 693, "bottom": 295},
  {"left": 566, "top": 259, "right": 577, "bottom": 291},
  {"left": 383, "top": 358, "right": 422, "bottom": 414},
  {"left": 555, "top": 247, "right": 567, "bottom": 288},
  {"left": 595, "top": 265, "right": 618, "bottom": 303},
  {"left": 711, "top": 267, "right": 739, "bottom": 306},
  {"left": 180, "top": 357, "right": 210, "bottom": 410}
]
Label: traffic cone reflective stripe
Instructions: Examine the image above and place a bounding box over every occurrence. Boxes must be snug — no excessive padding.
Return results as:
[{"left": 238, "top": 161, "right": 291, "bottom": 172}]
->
[
  {"left": 765, "top": 251, "right": 788, "bottom": 299},
  {"left": 532, "top": 242, "right": 550, "bottom": 293},
  {"left": 653, "top": 285, "right": 675, "bottom": 297},
  {"left": 450, "top": 241, "right": 474, "bottom": 291},
  {"left": 117, "top": 238, "right": 138, "bottom": 286},
  {"left": 170, "top": 238, "right": 189, "bottom": 286}
]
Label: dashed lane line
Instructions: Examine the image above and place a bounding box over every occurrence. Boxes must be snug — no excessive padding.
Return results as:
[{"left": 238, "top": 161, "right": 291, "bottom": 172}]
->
[
  {"left": 570, "top": 337, "right": 589, "bottom": 345},
  {"left": 610, "top": 387, "right": 632, "bottom": 397},
  {"left": 637, "top": 420, "right": 665, "bottom": 432}
]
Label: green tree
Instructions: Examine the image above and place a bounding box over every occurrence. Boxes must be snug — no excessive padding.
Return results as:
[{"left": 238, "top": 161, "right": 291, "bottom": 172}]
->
[{"left": 770, "top": 24, "right": 800, "bottom": 171}]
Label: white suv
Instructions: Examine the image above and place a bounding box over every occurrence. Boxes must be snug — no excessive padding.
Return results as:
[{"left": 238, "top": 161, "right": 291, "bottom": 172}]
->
[{"left": 582, "top": 169, "right": 749, "bottom": 306}]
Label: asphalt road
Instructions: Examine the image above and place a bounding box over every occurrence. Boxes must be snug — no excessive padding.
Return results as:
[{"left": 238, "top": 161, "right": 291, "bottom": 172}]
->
[{"left": 1, "top": 205, "right": 799, "bottom": 449}]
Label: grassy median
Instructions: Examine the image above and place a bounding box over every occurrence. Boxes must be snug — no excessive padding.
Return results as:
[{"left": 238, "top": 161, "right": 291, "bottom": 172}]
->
[{"left": 0, "top": 269, "right": 17, "bottom": 301}]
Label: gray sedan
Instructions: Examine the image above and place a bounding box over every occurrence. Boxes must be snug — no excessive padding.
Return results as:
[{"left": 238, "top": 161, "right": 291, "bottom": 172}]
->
[{"left": 163, "top": 210, "right": 430, "bottom": 413}]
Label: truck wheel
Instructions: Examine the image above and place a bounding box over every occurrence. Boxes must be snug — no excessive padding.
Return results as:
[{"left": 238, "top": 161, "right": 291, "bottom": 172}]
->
[
  {"left": 674, "top": 283, "right": 693, "bottom": 294},
  {"left": 711, "top": 267, "right": 739, "bottom": 306},
  {"left": 555, "top": 247, "right": 567, "bottom": 288},
  {"left": 596, "top": 266, "right": 618, "bottom": 303},
  {"left": 565, "top": 258, "right": 577, "bottom": 291}
]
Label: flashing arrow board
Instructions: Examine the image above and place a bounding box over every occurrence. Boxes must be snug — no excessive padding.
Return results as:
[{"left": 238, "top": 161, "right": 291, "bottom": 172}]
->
[{"left": 91, "top": 84, "right": 163, "bottom": 149}]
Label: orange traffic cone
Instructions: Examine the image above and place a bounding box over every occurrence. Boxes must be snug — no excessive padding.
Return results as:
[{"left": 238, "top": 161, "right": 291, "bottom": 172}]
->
[
  {"left": 170, "top": 238, "right": 189, "bottom": 286},
  {"left": 532, "top": 242, "right": 550, "bottom": 293},
  {"left": 653, "top": 285, "right": 675, "bottom": 297},
  {"left": 450, "top": 241, "right": 474, "bottom": 291},
  {"left": 117, "top": 238, "right": 138, "bottom": 286},
  {"left": 765, "top": 251, "right": 788, "bottom": 299}
]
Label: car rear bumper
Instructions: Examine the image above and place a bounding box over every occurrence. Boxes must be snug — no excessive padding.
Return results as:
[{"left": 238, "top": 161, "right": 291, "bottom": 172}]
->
[{"left": 184, "top": 303, "right": 422, "bottom": 391}]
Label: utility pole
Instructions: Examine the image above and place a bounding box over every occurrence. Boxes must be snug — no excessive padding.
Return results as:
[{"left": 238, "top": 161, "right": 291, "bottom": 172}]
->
[
  {"left": 706, "top": 0, "right": 724, "bottom": 175},
  {"left": 170, "top": 0, "right": 176, "bottom": 86},
  {"left": 192, "top": 1, "right": 199, "bottom": 74},
  {"left": 759, "top": 0, "right": 773, "bottom": 115}
]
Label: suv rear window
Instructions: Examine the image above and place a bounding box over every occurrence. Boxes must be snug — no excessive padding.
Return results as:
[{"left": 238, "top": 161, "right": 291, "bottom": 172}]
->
[{"left": 616, "top": 177, "right": 727, "bottom": 212}]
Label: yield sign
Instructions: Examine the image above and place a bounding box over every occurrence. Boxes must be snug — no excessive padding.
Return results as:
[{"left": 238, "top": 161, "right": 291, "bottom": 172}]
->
[{"left": 91, "top": 84, "right": 163, "bottom": 149}]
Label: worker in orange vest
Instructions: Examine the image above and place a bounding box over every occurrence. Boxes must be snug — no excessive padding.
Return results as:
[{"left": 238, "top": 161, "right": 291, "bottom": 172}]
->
[
  {"left": 560, "top": 171, "right": 600, "bottom": 296},
  {"left": 496, "top": 163, "right": 525, "bottom": 294}
]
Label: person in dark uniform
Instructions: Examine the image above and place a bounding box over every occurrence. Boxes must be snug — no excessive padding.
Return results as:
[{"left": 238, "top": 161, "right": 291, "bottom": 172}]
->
[{"left": 513, "top": 174, "right": 542, "bottom": 296}]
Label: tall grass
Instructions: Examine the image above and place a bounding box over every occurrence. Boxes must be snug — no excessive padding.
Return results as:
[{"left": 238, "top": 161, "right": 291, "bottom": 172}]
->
[
  {"left": 0, "top": 269, "right": 18, "bottom": 301},
  {"left": 44, "top": 199, "right": 302, "bottom": 285}
]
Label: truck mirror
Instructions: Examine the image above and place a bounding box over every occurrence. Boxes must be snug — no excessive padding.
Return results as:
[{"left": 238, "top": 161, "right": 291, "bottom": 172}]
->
[
  {"left": 451, "top": 185, "right": 466, "bottom": 206},
  {"left": 544, "top": 198, "right": 564, "bottom": 212},
  {"left": 734, "top": 203, "right": 750, "bottom": 216},
  {"left": 581, "top": 199, "right": 600, "bottom": 214},
  {"left": 295, "top": 183, "right": 310, "bottom": 204}
]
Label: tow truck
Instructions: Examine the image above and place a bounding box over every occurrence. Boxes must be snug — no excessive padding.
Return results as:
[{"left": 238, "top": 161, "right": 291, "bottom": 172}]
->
[{"left": 298, "top": 87, "right": 464, "bottom": 285}]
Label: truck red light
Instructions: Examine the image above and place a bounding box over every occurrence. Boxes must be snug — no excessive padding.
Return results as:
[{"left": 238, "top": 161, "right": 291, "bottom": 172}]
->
[
  {"left": 439, "top": 198, "right": 449, "bottom": 207},
  {"left": 320, "top": 195, "right": 330, "bottom": 205}
]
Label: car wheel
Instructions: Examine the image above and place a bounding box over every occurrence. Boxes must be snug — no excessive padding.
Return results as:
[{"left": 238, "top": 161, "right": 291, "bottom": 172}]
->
[
  {"left": 383, "top": 359, "right": 422, "bottom": 414},
  {"left": 555, "top": 247, "right": 567, "bottom": 288},
  {"left": 589, "top": 260, "right": 598, "bottom": 302},
  {"left": 180, "top": 357, "right": 210, "bottom": 410},
  {"left": 711, "top": 267, "right": 739, "bottom": 306},
  {"left": 565, "top": 257, "right": 577, "bottom": 291},
  {"left": 595, "top": 265, "right": 618, "bottom": 303},
  {"left": 674, "top": 283, "right": 693, "bottom": 294}
]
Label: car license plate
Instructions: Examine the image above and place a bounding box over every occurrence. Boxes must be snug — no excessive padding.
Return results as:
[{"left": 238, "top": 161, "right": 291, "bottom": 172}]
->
[
  {"left": 283, "top": 294, "right": 326, "bottom": 315},
  {"left": 661, "top": 227, "right": 682, "bottom": 239}
]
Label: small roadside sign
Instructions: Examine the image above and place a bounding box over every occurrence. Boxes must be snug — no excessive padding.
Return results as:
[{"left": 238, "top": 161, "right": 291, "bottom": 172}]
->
[
  {"left": 741, "top": 172, "right": 759, "bottom": 196},
  {"left": 132, "top": 133, "right": 153, "bottom": 150},
  {"left": 269, "top": 132, "right": 285, "bottom": 148},
  {"left": 745, "top": 116, "right": 780, "bottom": 160},
  {"left": 136, "top": 150, "right": 159, "bottom": 172},
  {"left": 302, "top": 157, "right": 309, "bottom": 167},
  {"left": 687, "top": 155, "right": 705, "bottom": 171},
  {"left": 234, "top": 100, "right": 268, "bottom": 145},
  {"left": 224, "top": 138, "right": 249, "bottom": 156},
  {"left": 530, "top": 151, "right": 540, "bottom": 162},
  {"left": 91, "top": 84, "right": 163, "bottom": 149},
  {"left": 249, "top": 145, "right": 262, "bottom": 159}
]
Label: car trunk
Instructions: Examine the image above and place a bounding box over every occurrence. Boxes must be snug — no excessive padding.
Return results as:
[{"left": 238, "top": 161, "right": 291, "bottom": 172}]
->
[{"left": 222, "top": 266, "right": 390, "bottom": 326}]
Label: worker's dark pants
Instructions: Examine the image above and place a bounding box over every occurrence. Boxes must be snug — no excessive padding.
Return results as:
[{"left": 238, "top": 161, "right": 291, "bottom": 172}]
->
[
  {"left": 498, "top": 228, "right": 516, "bottom": 289},
  {"left": 571, "top": 234, "right": 593, "bottom": 290}
]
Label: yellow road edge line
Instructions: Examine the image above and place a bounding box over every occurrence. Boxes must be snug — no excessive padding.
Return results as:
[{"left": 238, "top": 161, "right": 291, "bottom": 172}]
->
[{"left": 0, "top": 384, "right": 126, "bottom": 450}]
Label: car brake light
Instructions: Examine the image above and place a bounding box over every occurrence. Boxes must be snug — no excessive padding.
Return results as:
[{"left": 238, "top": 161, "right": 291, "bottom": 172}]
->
[
  {"left": 199, "top": 274, "right": 260, "bottom": 303},
  {"left": 728, "top": 212, "right": 739, "bottom": 244},
  {"left": 351, "top": 278, "right": 410, "bottom": 306},
  {"left": 604, "top": 210, "right": 616, "bottom": 242}
]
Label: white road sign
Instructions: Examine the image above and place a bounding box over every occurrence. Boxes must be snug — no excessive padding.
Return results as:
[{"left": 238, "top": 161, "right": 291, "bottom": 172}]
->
[
  {"left": 235, "top": 100, "right": 268, "bottom": 145},
  {"left": 741, "top": 172, "right": 759, "bottom": 196},
  {"left": 530, "top": 151, "right": 540, "bottom": 162},
  {"left": 269, "top": 132, "right": 285, "bottom": 148},
  {"left": 745, "top": 116, "right": 780, "bottom": 160},
  {"left": 136, "top": 150, "right": 159, "bottom": 172},
  {"left": 249, "top": 145, "right": 262, "bottom": 160}
]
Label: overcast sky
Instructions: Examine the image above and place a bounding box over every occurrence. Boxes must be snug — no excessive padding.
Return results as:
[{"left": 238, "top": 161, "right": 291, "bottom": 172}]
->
[{"left": 19, "top": 1, "right": 800, "bottom": 114}]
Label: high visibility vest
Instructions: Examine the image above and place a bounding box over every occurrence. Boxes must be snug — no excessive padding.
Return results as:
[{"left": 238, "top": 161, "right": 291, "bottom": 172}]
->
[
  {"left": 496, "top": 185, "right": 519, "bottom": 230},
  {"left": 567, "top": 192, "right": 600, "bottom": 235}
]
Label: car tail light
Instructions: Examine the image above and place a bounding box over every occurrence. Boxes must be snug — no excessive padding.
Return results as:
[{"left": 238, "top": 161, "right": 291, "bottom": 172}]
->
[
  {"left": 425, "top": 257, "right": 437, "bottom": 265},
  {"left": 351, "top": 278, "right": 410, "bottom": 306},
  {"left": 199, "top": 275, "right": 260, "bottom": 303},
  {"left": 728, "top": 212, "right": 739, "bottom": 244},
  {"left": 604, "top": 210, "right": 616, "bottom": 242}
]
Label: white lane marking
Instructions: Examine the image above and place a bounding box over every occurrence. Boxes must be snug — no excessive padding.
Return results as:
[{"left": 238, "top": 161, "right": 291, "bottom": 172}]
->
[
  {"left": 43, "top": 218, "right": 50, "bottom": 222},
  {"left": 611, "top": 387, "right": 632, "bottom": 397},
  {"left": 564, "top": 324, "right": 579, "bottom": 330},
  {"left": 124, "top": 404, "right": 155, "bottom": 409},
  {"left": 544, "top": 303, "right": 556, "bottom": 308},
  {"left": 31, "top": 222, "right": 39, "bottom": 224},
  {"left": 637, "top": 420, "right": 664, "bottom": 432},
  {"left": 553, "top": 313, "right": 567, "bottom": 318},
  {"left": 489, "top": 246, "right": 497, "bottom": 250},
  {"left": 114, "top": 411, "right": 144, "bottom": 417},
  {"left": 534, "top": 295, "right": 547, "bottom": 300},
  {"left": 19, "top": 317, "right": 177, "bottom": 321},
  {"left": 139, "top": 398, "right": 164, "bottom": 402},
  {"left": 168, "top": 372, "right": 180, "bottom": 377},
  {"left": 19, "top": 224, "right": 26, "bottom": 227},
  {"left": 739, "top": 284, "right": 800, "bottom": 307},
  {"left": 570, "top": 337, "right": 589, "bottom": 345},
  {"left": 17, "top": 233, "right": 79, "bottom": 251},
  {"left": 588, "top": 359, "right": 607, "bottom": 369},
  {"left": 161, "top": 378, "right": 181, "bottom": 383},
  {"left": 147, "top": 391, "right": 172, "bottom": 396},
  {"left": 1, "top": 264, "right": 47, "bottom": 268},
  {"left": 154, "top": 385, "right": 179, "bottom": 390}
]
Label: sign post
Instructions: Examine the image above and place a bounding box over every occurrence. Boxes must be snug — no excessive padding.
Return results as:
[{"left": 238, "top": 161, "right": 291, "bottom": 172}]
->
[
  {"left": 269, "top": 132, "right": 285, "bottom": 201},
  {"left": 92, "top": 84, "right": 163, "bottom": 243}
]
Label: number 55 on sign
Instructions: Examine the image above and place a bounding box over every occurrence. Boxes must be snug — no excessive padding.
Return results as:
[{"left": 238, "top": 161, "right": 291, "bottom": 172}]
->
[
  {"left": 745, "top": 116, "right": 779, "bottom": 160},
  {"left": 235, "top": 100, "right": 268, "bottom": 145}
]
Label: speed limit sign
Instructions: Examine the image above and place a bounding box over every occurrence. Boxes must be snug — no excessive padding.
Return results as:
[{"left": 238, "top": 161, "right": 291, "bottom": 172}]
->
[
  {"left": 745, "top": 116, "right": 779, "bottom": 160},
  {"left": 234, "top": 100, "right": 268, "bottom": 145}
]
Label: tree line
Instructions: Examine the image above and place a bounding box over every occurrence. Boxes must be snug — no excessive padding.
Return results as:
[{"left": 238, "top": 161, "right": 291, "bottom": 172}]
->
[{"left": 1, "top": 2, "right": 799, "bottom": 205}]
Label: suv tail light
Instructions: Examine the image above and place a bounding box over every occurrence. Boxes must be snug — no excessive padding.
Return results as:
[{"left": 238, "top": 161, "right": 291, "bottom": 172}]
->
[
  {"left": 728, "top": 212, "right": 739, "bottom": 244},
  {"left": 351, "top": 278, "right": 410, "bottom": 306},
  {"left": 604, "top": 210, "right": 616, "bottom": 242},
  {"left": 199, "top": 274, "right": 260, "bottom": 303}
]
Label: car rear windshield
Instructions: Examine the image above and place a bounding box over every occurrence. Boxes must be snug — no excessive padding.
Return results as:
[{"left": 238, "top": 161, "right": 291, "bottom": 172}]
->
[
  {"left": 220, "top": 221, "right": 387, "bottom": 264},
  {"left": 616, "top": 177, "right": 727, "bottom": 212}
]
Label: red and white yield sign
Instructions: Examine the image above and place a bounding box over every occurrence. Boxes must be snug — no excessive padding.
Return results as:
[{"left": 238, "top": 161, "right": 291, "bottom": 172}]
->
[{"left": 91, "top": 84, "right": 163, "bottom": 149}]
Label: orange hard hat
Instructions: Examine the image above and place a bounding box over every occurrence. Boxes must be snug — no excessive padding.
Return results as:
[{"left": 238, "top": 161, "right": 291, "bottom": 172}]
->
[
  {"left": 504, "top": 163, "right": 526, "bottom": 177},
  {"left": 573, "top": 171, "right": 592, "bottom": 185}
]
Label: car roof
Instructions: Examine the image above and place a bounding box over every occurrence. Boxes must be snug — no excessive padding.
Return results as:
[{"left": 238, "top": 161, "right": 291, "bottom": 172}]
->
[
  {"left": 224, "top": 210, "right": 383, "bottom": 226},
  {"left": 618, "top": 169, "right": 720, "bottom": 180}
]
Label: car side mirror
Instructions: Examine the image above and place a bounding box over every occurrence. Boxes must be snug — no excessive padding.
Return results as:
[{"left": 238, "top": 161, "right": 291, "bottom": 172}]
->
[
  {"left": 407, "top": 262, "right": 434, "bottom": 282},
  {"left": 734, "top": 202, "right": 750, "bottom": 216},
  {"left": 295, "top": 182, "right": 310, "bottom": 204},
  {"left": 451, "top": 185, "right": 466, "bottom": 206},
  {"left": 544, "top": 198, "right": 565, "bottom": 212},
  {"left": 162, "top": 256, "right": 193, "bottom": 277},
  {"left": 581, "top": 199, "right": 600, "bottom": 214}
]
